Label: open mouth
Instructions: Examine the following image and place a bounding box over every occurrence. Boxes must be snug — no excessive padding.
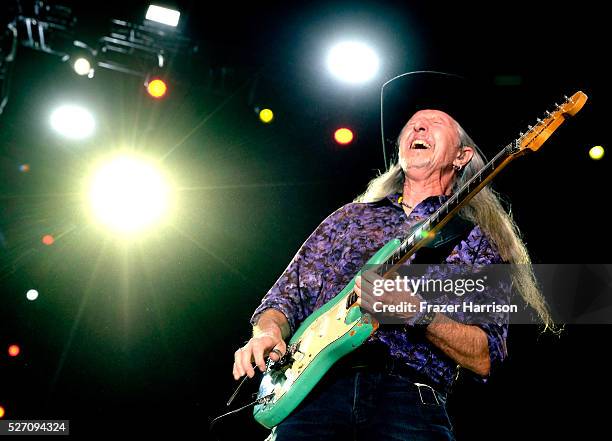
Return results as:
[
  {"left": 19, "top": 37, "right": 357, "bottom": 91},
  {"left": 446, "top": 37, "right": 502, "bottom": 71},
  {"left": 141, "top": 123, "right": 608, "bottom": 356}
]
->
[{"left": 410, "top": 140, "right": 432, "bottom": 150}]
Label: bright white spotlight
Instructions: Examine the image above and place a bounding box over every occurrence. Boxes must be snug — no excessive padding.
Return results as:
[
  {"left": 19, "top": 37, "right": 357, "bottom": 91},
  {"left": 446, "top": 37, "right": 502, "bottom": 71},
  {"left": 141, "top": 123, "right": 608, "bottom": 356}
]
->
[
  {"left": 26, "top": 289, "right": 39, "bottom": 301},
  {"left": 73, "top": 57, "right": 91, "bottom": 76},
  {"left": 88, "top": 156, "right": 171, "bottom": 233},
  {"left": 145, "top": 5, "right": 180, "bottom": 27},
  {"left": 326, "top": 41, "right": 380, "bottom": 84},
  {"left": 50, "top": 105, "right": 95, "bottom": 139}
]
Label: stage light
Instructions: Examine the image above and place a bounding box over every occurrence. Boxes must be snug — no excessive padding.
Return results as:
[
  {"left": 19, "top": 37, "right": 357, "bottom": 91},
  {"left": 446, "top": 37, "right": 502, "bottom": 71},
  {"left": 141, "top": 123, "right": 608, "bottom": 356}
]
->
[
  {"left": 146, "top": 5, "right": 180, "bottom": 27},
  {"left": 0, "top": 406, "right": 4, "bottom": 419},
  {"left": 146, "top": 78, "right": 168, "bottom": 99},
  {"left": 259, "top": 108, "right": 274, "bottom": 123},
  {"left": 70, "top": 41, "right": 96, "bottom": 78},
  {"left": 26, "top": 289, "right": 39, "bottom": 301},
  {"left": 589, "top": 145, "right": 604, "bottom": 160},
  {"left": 42, "top": 234, "right": 54, "bottom": 245},
  {"left": 334, "top": 128, "right": 354, "bottom": 145},
  {"left": 88, "top": 155, "right": 171, "bottom": 233},
  {"left": 50, "top": 105, "right": 95, "bottom": 139},
  {"left": 73, "top": 57, "right": 92, "bottom": 76},
  {"left": 326, "top": 41, "right": 379, "bottom": 84},
  {"left": 8, "top": 345, "right": 20, "bottom": 357}
]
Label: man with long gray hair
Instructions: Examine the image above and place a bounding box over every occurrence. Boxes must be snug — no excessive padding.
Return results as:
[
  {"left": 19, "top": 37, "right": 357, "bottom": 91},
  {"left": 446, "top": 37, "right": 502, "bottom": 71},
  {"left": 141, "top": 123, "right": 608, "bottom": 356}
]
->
[{"left": 234, "top": 71, "right": 553, "bottom": 440}]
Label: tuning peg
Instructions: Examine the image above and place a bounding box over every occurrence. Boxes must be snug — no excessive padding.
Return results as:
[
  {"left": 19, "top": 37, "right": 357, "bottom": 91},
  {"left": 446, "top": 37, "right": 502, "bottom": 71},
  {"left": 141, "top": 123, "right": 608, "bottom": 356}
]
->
[
  {"left": 564, "top": 95, "right": 569, "bottom": 100},
  {"left": 537, "top": 118, "right": 542, "bottom": 123},
  {"left": 528, "top": 125, "right": 533, "bottom": 130},
  {"left": 555, "top": 102, "right": 560, "bottom": 107},
  {"left": 545, "top": 110, "right": 552, "bottom": 116}
]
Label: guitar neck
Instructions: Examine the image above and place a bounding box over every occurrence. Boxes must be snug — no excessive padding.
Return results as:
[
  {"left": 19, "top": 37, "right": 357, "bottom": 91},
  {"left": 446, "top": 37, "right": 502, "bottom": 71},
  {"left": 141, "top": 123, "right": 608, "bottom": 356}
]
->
[{"left": 369, "top": 90, "right": 587, "bottom": 278}]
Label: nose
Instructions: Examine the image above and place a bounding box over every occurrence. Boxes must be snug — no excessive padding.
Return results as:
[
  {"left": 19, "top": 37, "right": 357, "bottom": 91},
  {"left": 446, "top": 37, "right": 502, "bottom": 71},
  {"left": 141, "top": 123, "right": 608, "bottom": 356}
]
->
[{"left": 413, "top": 119, "right": 428, "bottom": 132}]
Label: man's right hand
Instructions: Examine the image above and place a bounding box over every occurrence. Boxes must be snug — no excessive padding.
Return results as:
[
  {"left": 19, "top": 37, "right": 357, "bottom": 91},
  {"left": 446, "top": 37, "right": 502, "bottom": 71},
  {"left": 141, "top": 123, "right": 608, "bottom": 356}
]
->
[{"left": 233, "top": 328, "right": 286, "bottom": 380}]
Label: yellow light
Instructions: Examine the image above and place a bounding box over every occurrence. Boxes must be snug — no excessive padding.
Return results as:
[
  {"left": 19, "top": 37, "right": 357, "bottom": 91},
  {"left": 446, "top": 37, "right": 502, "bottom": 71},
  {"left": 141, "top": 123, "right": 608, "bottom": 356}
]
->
[
  {"left": 0, "top": 405, "right": 5, "bottom": 419},
  {"left": 259, "top": 108, "right": 274, "bottom": 123},
  {"left": 334, "top": 128, "right": 354, "bottom": 145},
  {"left": 589, "top": 145, "right": 604, "bottom": 160},
  {"left": 147, "top": 79, "right": 168, "bottom": 98},
  {"left": 87, "top": 155, "right": 171, "bottom": 234}
]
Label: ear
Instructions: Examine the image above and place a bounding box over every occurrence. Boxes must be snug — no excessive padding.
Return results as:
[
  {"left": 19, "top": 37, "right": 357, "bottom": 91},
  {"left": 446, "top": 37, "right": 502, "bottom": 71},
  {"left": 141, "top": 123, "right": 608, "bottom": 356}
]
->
[{"left": 454, "top": 145, "right": 474, "bottom": 169}]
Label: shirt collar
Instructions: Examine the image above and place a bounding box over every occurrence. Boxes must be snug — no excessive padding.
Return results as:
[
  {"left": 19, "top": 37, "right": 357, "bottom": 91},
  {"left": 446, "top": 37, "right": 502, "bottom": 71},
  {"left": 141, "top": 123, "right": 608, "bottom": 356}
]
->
[{"left": 386, "top": 192, "right": 450, "bottom": 221}]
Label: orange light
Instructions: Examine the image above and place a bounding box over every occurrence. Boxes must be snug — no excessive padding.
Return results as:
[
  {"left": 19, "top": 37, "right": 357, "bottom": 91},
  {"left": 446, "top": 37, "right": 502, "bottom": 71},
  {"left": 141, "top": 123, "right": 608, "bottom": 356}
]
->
[
  {"left": 8, "top": 345, "right": 20, "bottom": 357},
  {"left": 0, "top": 405, "right": 5, "bottom": 419},
  {"left": 42, "top": 235, "right": 55, "bottom": 246},
  {"left": 334, "top": 128, "right": 354, "bottom": 145},
  {"left": 147, "top": 79, "right": 168, "bottom": 98}
]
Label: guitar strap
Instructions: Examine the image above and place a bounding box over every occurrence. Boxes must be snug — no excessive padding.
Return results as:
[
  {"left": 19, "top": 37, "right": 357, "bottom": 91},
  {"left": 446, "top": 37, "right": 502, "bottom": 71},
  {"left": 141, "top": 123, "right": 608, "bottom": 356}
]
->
[{"left": 410, "top": 215, "right": 475, "bottom": 265}]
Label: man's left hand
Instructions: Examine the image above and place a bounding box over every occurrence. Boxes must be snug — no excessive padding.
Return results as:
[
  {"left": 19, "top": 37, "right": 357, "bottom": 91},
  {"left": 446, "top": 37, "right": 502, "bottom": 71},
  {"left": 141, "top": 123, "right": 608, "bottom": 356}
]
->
[{"left": 354, "top": 269, "right": 424, "bottom": 323}]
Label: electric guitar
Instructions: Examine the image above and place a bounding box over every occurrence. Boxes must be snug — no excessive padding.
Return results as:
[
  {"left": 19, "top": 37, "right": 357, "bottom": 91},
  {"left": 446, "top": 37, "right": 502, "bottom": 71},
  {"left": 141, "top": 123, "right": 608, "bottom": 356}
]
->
[{"left": 253, "top": 91, "right": 588, "bottom": 428}]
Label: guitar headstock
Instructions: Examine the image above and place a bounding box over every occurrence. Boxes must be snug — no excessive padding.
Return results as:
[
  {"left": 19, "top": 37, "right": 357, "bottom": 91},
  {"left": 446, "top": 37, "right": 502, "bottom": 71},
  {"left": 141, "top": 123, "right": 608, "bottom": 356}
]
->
[{"left": 513, "top": 91, "right": 588, "bottom": 154}]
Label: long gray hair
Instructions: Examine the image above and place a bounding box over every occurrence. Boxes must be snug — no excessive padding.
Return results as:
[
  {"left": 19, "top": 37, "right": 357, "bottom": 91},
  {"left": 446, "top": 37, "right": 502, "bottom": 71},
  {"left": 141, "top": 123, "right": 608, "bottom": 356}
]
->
[{"left": 354, "top": 123, "right": 556, "bottom": 331}]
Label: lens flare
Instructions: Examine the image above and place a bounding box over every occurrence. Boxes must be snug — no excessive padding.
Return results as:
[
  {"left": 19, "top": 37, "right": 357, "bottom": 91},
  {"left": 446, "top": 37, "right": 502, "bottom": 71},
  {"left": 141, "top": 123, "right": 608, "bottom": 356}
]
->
[{"left": 88, "top": 155, "right": 171, "bottom": 233}]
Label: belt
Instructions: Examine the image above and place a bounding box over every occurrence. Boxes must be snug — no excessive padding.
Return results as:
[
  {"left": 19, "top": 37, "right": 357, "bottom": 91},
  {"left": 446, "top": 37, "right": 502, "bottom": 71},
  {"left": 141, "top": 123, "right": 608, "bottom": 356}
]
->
[{"left": 332, "top": 343, "right": 448, "bottom": 404}]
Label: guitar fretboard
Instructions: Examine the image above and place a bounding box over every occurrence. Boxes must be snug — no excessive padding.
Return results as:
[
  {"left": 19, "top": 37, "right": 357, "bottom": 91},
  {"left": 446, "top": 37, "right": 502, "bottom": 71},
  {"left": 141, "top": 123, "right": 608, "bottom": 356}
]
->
[{"left": 377, "top": 141, "right": 519, "bottom": 275}]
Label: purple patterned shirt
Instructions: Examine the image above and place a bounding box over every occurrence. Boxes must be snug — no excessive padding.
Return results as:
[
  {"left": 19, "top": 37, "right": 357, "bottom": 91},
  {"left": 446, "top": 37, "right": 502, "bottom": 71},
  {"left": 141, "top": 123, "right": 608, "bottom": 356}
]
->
[{"left": 250, "top": 192, "right": 510, "bottom": 393}]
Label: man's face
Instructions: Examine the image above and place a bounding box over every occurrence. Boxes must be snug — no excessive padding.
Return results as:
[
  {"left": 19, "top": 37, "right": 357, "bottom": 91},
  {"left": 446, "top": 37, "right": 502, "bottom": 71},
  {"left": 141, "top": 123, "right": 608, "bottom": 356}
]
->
[{"left": 397, "top": 109, "right": 462, "bottom": 176}]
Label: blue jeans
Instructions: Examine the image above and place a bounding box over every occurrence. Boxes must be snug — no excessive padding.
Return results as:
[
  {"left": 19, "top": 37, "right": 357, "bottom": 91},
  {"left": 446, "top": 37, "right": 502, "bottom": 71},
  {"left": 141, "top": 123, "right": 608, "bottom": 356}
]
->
[{"left": 265, "top": 367, "right": 455, "bottom": 441}]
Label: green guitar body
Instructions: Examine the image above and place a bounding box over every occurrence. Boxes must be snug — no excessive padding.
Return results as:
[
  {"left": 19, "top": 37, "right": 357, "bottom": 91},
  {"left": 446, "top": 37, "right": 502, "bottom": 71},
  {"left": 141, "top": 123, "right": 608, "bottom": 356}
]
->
[{"left": 253, "top": 239, "right": 401, "bottom": 429}]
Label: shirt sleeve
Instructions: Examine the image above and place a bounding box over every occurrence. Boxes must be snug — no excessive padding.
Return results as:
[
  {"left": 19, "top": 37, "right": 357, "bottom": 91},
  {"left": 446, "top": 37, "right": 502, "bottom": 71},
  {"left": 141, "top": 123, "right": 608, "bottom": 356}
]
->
[
  {"left": 249, "top": 204, "right": 348, "bottom": 335},
  {"left": 447, "top": 225, "right": 511, "bottom": 382}
]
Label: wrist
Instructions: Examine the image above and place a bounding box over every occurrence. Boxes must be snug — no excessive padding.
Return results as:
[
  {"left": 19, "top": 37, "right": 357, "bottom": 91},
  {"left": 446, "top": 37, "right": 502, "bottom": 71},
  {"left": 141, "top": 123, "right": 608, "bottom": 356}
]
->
[
  {"left": 414, "top": 310, "right": 437, "bottom": 327},
  {"left": 406, "top": 298, "right": 436, "bottom": 327},
  {"left": 254, "top": 308, "right": 290, "bottom": 339},
  {"left": 253, "top": 324, "right": 282, "bottom": 338}
]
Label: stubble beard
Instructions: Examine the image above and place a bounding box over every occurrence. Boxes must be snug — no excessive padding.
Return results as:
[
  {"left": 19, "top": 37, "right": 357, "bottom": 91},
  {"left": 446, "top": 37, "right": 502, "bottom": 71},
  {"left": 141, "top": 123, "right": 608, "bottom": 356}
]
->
[{"left": 399, "top": 153, "right": 432, "bottom": 174}]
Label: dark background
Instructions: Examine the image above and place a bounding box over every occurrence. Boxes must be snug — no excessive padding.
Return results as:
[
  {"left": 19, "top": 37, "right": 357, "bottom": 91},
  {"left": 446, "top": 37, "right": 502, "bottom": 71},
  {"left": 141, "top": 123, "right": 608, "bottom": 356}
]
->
[{"left": 0, "top": 0, "right": 609, "bottom": 438}]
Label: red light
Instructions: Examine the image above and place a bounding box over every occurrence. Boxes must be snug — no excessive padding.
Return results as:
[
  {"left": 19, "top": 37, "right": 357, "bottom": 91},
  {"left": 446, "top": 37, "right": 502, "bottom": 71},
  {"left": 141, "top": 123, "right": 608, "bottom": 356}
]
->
[
  {"left": 334, "top": 128, "right": 354, "bottom": 145},
  {"left": 42, "top": 235, "right": 55, "bottom": 246},
  {"left": 147, "top": 79, "right": 168, "bottom": 98},
  {"left": 8, "top": 345, "right": 20, "bottom": 357}
]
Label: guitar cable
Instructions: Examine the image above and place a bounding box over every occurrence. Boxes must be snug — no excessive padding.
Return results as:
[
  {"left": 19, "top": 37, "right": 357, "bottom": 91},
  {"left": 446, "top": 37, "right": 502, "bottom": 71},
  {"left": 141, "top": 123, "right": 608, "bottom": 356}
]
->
[{"left": 208, "top": 391, "right": 274, "bottom": 435}]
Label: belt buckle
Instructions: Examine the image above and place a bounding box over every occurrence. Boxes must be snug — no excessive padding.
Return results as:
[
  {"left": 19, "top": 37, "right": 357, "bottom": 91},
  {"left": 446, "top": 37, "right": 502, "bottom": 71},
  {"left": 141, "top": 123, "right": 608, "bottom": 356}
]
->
[{"left": 414, "top": 382, "right": 440, "bottom": 406}]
